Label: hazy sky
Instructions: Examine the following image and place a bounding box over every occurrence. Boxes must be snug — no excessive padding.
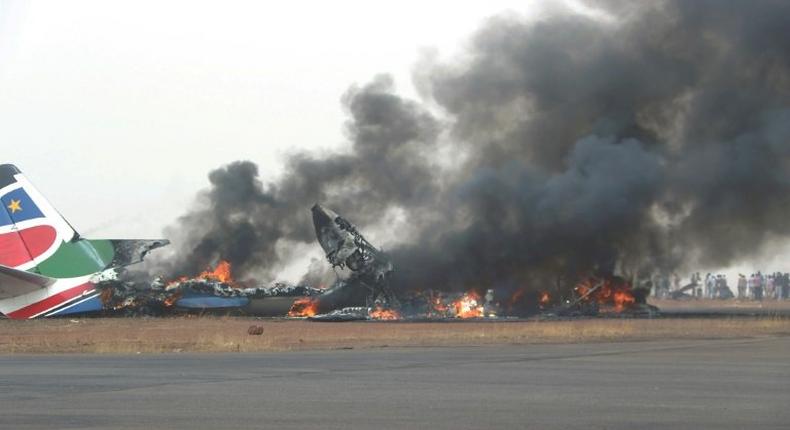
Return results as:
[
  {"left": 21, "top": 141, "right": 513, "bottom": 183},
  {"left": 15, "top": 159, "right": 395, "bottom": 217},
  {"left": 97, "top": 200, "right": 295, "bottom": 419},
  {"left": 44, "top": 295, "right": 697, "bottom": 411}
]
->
[
  {"left": 0, "top": 0, "right": 566, "bottom": 238},
  {"left": 3, "top": 1, "right": 785, "bottom": 282}
]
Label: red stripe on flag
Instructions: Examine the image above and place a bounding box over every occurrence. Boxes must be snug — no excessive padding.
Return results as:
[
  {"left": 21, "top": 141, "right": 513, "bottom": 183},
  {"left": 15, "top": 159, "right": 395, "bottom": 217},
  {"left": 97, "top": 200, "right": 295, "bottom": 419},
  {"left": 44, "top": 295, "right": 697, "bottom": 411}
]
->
[
  {"left": 18, "top": 225, "right": 57, "bottom": 261},
  {"left": 0, "top": 225, "right": 57, "bottom": 268},
  {"left": 6, "top": 282, "right": 95, "bottom": 319},
  {"left": 0, "top": 231, "right": 31, "bottom": 267}
]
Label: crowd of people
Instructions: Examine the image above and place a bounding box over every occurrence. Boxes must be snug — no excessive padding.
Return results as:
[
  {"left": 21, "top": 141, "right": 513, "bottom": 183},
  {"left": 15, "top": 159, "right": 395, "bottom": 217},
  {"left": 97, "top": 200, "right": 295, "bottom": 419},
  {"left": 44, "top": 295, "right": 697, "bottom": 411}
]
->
[{"left": 652, "top": 272, "right": 790, "bottom": 300}]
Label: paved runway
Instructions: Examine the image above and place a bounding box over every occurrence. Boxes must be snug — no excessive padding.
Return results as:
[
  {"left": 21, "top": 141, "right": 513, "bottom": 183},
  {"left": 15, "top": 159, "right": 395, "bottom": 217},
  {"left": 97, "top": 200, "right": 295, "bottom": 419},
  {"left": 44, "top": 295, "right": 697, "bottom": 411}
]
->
[{"left": 1, "top": 337, "right": 789, "bottom": 429}]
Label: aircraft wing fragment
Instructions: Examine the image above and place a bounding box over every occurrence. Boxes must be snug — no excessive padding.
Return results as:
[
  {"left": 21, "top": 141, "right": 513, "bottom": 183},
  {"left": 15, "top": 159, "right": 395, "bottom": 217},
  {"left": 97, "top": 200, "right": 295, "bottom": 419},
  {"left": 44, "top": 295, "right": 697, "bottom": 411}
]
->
[{"left": 0, "top": 265, "right": 57, "bottom": 300}]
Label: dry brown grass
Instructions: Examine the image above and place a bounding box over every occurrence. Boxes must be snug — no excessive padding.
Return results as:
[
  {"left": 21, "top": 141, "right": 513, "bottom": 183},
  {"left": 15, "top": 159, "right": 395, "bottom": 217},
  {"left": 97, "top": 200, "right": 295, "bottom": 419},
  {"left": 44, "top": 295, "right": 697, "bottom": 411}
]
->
[{"left": 1, "top": 316, "right": 789, "bottom": 354}]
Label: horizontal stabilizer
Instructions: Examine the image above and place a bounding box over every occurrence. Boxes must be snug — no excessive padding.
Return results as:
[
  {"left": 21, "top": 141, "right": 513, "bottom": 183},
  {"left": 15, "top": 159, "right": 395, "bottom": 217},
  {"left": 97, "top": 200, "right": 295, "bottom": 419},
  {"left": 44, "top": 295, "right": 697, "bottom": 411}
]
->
[{"left": 0, "top": 265, "right": 56, "bottom": 300}]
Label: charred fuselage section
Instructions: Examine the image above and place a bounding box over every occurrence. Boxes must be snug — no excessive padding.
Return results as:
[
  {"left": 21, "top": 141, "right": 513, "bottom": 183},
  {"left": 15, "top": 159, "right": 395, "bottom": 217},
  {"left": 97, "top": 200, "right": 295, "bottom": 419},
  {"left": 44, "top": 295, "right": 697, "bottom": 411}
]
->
[
  {"left": 89, "top": 204, "right": 657, "bottom": 320},
  {"left": 310, "top": 204, "right": 399, "bottom": 311}
]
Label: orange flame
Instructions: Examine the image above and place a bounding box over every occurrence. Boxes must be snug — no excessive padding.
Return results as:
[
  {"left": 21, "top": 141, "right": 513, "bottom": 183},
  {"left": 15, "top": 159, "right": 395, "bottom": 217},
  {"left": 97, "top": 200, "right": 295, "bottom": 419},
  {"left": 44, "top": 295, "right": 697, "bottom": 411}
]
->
[
  {"left": 539, "top": 291, "right": 551, "bottom": 308},
  {"left": 166, "top": 276, "right": 188, "bottom": 289},
  {"left": 163, "top": 291, "right": 181, "bottom": 307},
  {"left": 198, "top": 260, "right": 234, "bottom": 284},
  {"left": 369, "top": 306, "right": 401, "bottom": 320},
  {"left": 574, "top": 277, "right": 636, "bottom": 312},
  {"left": 613, "top": 289, "right": 636, "bottom": 312},
  {"left": 288, "top": 297, "right": 319, "bottom": 317},
  {"left": 431, "top": 292, "right": 449, "bottom": 314},
  {"left": 575, "top": 282, "right": 590, "bottom": 298},
  {"left": 453, "top": 291, "right": 484, "bottom": 318},
  {"left": 166, "top": 260, "right": 236, "bottom": 289}
]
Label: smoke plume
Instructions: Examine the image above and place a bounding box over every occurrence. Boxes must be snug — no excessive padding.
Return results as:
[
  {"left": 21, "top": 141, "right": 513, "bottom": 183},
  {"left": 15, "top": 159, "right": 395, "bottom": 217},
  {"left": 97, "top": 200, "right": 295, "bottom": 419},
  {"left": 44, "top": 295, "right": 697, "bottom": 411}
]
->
[
  {"left": 156, "top": 0, "right": 790, "bottom": 295},
  {"left": 156, "top": 75, "right": 440, "bottom": 279}
]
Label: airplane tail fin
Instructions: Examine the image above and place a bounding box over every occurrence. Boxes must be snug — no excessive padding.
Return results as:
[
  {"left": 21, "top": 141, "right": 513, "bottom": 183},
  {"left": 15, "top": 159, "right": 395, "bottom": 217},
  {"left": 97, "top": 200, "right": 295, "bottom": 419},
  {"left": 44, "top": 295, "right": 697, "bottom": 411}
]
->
[
  {"left": 0, "top": 164, "right": 168, "bottom": 276},
  {"left": 0, "top": 164, "right": 169, "bottom": 319},
  {"left": 0, "top": 164, "right": 81, "bottom": 272}
]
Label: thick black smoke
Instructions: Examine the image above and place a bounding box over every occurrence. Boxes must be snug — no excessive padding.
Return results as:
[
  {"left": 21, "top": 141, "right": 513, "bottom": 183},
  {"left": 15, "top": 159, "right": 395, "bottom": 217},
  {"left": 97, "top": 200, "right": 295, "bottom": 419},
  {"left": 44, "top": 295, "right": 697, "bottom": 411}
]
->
[
  {"left": 156, "top": 75, "right": 440, "bottom": 279},
  {"left": 157, "top": 1, "right": 790, "bottom": 295}
]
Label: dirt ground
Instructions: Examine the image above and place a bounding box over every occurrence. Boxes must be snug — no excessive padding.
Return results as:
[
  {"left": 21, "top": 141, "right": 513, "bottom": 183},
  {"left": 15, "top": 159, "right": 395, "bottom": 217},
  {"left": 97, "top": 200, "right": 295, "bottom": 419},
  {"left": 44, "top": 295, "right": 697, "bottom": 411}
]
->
[{"left": 1, "top": 316, "right": 789, "bottom": 354}]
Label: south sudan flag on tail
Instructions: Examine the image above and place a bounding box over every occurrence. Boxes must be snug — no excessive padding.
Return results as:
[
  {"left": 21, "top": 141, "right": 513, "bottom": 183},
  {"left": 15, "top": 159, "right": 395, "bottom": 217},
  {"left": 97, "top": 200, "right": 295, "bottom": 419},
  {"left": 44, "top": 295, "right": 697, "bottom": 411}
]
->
[
  {"left": 0, "top": 164, "right": 169, "bottom": 319},
  {"left": 0, "top": 164, "right": 77, "bottom": 271}
]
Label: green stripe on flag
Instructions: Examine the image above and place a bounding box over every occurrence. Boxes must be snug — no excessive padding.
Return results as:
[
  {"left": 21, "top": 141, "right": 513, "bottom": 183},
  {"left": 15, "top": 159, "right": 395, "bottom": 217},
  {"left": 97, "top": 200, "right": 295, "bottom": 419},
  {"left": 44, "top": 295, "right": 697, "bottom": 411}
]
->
[{"left": 35, "top": 239, "right": 115, "bottom": 278}]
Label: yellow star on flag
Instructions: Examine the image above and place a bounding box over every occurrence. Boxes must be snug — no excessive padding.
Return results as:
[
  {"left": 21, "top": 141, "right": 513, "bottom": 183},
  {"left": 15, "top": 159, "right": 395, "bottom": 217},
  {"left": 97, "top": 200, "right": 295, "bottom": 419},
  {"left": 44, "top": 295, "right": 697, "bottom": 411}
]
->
[{"left": 7, "top": 199, "right": 22, "bottom": 214}]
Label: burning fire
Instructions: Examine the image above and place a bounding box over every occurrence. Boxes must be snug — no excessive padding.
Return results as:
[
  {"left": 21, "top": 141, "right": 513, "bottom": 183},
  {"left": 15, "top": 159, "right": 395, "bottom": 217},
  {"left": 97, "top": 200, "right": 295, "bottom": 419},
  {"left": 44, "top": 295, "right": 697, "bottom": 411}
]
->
[
  {"left": 163, "top": 292, "right": 181, "bottom": 307},
  {"left": 431, "top": 292, "right": 449, "bottom": 314},
  {"left": 198, "top": 260, "right": 234, "bottom": 284},
  {"left": 288, "top": 297, "right": 319, "bottom": 317},
  {"left": 539, "top": 291, "right": 551, "bottom": 308},
  {"left": 574, "top": 277, "right": 636, "bottom": 312},
  {"left": 166, "top": 260, "right": 236, "bottom": 289},
  {"left": 452, "top": 291, "right": 484, "bottom": 318},
  {"left": 369, "top": 306, "right": 401, "bottom": 320},
  {"left": 612, "top": 289, "right": 636, "bottom": 311}
]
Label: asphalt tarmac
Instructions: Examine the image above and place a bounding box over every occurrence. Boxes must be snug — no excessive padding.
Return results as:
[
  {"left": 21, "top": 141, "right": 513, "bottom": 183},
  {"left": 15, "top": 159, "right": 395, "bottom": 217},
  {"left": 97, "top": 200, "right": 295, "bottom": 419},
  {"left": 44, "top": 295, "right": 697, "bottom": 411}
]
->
[{"left": 1, "top": 337, "right": 788, "bottom": 429}]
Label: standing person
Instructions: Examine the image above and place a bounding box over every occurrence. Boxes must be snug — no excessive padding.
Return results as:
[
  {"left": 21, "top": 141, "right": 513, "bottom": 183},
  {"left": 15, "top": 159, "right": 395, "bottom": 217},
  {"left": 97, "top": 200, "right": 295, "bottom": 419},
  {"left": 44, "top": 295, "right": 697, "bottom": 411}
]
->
[
  {"left": 737, "top": 274, "right": 747, "bottom": 299},
  {"left": 692, "top": 272, "right": 702, "bottom": 297},
  {"left": 766, "top": 274, "right": 776, "bottom": 300},
  {"left": 773, "top": 273, "right": 778, "bottom": 299},
  {"left": 660, "top": 274, "right": 670, "bottom": 299},
  {"left": 782, "top": 273, "right": 790, "bottom": 300},
  {"left": 704, "top": 273, "right": 711, "bottom": 298},
  {"left": 747, "top": 274, "right": 755, "bottom": 299},
  {"left": 719, "top": 275, "right": 733, "bottom": 299},
  {"left": 754, "top": 271, "right": 764, "bottom": 301},
  {"left": 777, "top": 273, "right": 784, "bottom": 300},
  {"left": 651, "top": 274, "right": 660, "bottom": 298},
  {"left": 706, "top": 274, "right": 716, "bottom": 299},
  {"left": 713, "top": 275, "right": 721, "bottom": 299}
]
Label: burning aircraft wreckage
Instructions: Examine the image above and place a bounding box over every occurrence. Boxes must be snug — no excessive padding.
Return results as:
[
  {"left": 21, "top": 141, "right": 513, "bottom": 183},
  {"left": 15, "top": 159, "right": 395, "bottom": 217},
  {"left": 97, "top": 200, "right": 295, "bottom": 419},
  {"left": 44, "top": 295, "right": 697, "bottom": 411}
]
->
[{"left": 93, "top": 204, "right": 658, "bottom": 321}]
